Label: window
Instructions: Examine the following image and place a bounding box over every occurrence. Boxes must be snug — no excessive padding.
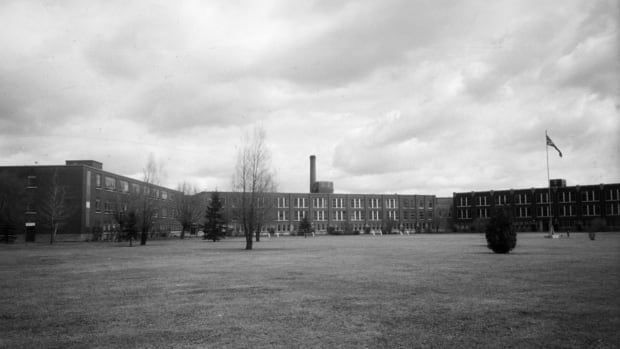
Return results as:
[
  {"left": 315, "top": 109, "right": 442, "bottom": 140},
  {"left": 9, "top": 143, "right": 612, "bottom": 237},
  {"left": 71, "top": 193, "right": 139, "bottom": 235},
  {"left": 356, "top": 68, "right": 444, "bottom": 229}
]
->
[
  {"left": 584, "top": 204, "right": 598, "bottom": 216},
  {"left": 295, "top": 197, "right": 307, "bottom": 208},
  {"left": 295, "top": 210, "right": 306, "bottom": 221},
  {"left": 538, "top": 193, "right": 549, "bottom": 204},
  {"left": 458, "top": 209, "right": 470, "bottom": 219},
  {"left": 120, "top": 180, "right": 129, "bottom": 193},
  {"left": 538, "top": 206, "right": 550, "bottom": 217},
  {"left": 277, "top": 197, "right": 289, "bottom": 208},
  {"left": 582, "top": 190, "right": 596, "bottom": 202},
  {"left": 458, "top": 197, "right": 469, "bottom": 207},
  {"left": 332, "top": 198, "right": 345, "bottom": 208},
  {"left": 370, "top": 210, "right": 381, "bottom": 221},
  {"left": 104, "top": 177, "right": 116, "bottom": 190},
  {"left": 161, "top": 190, "right": 167, "bottom": 200},
  {"left": 387, "top": 210, "right": 398, "bottom": 220},
  {"left": 478, "top": 208, "right": 488, "bottom": 218},
  {"left": 95, "top": 174, "right": 102, "bottom": 188},
  {"left": 386, "top": 199, "right": 397, "bottom": 209},
  {"left": 313, "top": 198, "right": 326, "bottom": 208},
  {"left": 95, "top": 199, "right": 101, "bottom": 212},
  {"left": 351, "top": 210, "right": 364, "bottom": 221},
  {"left": 477, "top": 196, "right": 488, "bottom": 206},
  {"left": 516, "top": 193, "right": 530, "bottom": 205},
  {"left": 608, "top": 203, "right": 620, "bottom": 216},
  {"left": 560, "top": 191, "right": 574, "bottom": 203},
  {"left": 26, "top": 175, "right": 37, "bottom": 188},
  {"left": 517, "top": 207, "right": 530, "bottom": 218},
  {"left": 607, "top": 189, "right": 620, "bottom": 201},
  {"left": 495, "top": 194, "right": 507, "bottom": 205},
  {"left": 313, "top": 210, "right": 326, "bottom": 221},
  {"left": 560, "top": 205, "right": 574, "bottom": 217},
  {"left": 333, "top": 211, "right": 345, "bottom": 221},
  {"left": 369, "top": 198, "right": 380, "bottom": 209}
]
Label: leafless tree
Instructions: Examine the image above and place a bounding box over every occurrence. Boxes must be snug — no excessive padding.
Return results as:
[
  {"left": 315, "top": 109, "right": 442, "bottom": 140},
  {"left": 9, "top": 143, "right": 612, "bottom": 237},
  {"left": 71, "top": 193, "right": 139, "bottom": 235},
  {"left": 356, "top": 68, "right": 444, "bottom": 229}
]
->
[
  {"left": 39, "top": 170, "right": 74, "bottom": 244},
  {"left": 175, "top": 182, "right": 202, "bottom": 239},
  {"left": 232, "top": 126, "right": 277, "bottom": 250},
  {"left": 136, "top": 154, "right": 164, "bottom": 245}
]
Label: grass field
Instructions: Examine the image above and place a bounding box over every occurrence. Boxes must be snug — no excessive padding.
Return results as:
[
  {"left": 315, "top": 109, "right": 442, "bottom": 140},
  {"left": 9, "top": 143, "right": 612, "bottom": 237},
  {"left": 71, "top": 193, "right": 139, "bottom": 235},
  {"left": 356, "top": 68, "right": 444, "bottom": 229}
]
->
[{"left": 1, "top": 233, "right": 619, "bottom": 348}]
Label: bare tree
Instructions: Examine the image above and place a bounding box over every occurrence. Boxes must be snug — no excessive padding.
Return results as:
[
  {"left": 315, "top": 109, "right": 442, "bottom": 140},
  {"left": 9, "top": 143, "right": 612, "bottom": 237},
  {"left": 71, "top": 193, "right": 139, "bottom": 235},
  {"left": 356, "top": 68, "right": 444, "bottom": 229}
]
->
[
  {"left": 175, "top": 182, "right": 201, "bottom": 239},
  {"left": 136, "top": 154, "right": 164, "bottom": 245},
  {"left": 232, "top": 126, "right": 277, "bottom": 250},
  {"left": 39, "top": 170, "right": 74, "bottom": 244}
]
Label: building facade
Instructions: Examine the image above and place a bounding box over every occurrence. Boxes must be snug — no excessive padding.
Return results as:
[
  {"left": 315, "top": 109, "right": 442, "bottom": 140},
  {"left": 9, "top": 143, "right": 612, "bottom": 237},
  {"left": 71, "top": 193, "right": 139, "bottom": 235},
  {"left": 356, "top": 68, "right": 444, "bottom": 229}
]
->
[
  {"left": 453, "top": 181, "right": 620, "bottom": 232},
  {"left": 198, "top": 191, "right": 438, "bottom": 235},
  {"left": 0, "top": 160, "right": 182, "bottom": 241}
]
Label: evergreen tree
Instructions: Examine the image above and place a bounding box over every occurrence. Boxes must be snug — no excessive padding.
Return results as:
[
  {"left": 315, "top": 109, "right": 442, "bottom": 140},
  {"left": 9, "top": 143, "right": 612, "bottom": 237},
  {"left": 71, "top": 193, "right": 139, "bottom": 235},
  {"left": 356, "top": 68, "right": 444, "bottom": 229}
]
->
[
  {"left": 299, "top": 216, "right": 311, "bottom": 237},
  {"left": 485, "top": 208, "right": 517, "bottom": 253},
  {"left": 121, "top": 210, "right": 138, "bottom": 246},
  {"left": 204, "top": 191, "right": 225, "bottom": 241}
]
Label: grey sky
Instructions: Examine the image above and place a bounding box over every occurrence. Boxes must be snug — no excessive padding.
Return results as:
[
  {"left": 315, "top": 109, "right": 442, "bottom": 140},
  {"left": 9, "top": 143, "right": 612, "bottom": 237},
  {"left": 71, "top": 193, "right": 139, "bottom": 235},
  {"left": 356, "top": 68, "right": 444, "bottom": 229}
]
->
[{"left": 1, "top": 0, "right": 618, "bottom": 196}]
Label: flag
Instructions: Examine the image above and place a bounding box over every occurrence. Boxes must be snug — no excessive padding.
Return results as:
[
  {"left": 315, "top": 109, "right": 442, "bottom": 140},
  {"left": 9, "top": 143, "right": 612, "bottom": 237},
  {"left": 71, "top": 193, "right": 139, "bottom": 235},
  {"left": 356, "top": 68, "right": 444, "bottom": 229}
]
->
[{"left": 546, "top": 134, "right": 562, "bottom": 157}]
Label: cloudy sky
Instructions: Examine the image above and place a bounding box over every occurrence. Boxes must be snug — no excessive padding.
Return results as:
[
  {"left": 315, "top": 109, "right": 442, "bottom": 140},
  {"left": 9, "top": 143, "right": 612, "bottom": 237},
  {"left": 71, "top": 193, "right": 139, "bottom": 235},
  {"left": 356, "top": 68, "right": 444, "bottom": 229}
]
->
[{"left": 1, "top": 0, "right": 618, "bottom": 197}]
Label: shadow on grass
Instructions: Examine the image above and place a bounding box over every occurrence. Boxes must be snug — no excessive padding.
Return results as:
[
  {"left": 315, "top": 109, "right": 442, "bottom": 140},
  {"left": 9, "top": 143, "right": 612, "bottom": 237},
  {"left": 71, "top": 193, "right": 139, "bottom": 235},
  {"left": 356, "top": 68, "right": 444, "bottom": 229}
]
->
[
  {"left": 467, "top": 251, "right": 538, "bottom": 255},
  {"left": 200, "top": 247, "right": 297, "bottom": 252}
]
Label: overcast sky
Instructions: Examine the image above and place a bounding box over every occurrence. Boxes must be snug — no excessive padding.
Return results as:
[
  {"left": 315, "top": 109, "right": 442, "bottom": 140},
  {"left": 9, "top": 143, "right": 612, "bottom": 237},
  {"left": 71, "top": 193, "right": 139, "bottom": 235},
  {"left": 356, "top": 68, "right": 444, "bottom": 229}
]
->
[{"left": 1, "top": 0, "right": 618, "bottom": 197}]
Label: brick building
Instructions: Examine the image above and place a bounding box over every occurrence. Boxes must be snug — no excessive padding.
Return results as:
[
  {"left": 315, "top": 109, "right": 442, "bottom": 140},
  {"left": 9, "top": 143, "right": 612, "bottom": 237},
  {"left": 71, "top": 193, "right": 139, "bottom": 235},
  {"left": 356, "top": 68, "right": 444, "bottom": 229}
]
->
[
  {"left": 453, "top": 180, "right": 620, "bottom": 232},
  {"left": 0, "top": 160, "right": 181, "bottom": 241},
  {"left": 197, "top": 191, "right": 437, "bottom": 235}
]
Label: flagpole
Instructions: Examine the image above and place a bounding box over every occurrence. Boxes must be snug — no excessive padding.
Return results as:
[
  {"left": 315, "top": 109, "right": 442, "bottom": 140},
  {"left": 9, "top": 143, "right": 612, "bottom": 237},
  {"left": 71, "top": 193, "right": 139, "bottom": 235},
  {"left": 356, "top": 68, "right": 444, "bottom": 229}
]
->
[{"left": 545, "top": 130, "right": 554, "bottom": 237}]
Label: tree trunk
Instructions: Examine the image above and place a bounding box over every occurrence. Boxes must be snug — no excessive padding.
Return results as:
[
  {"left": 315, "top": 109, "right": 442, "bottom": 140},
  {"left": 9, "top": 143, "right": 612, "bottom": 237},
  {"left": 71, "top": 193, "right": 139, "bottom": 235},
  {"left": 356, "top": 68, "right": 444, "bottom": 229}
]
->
[
  {"left": 255, "top": 229, "right": 260, "bottom": 242},
  {"left": 245, "top": 232, "right": 253, "bottom": 250},
  {"left": 50, "top": 223, "right": 57, "bottom": 244},
  {"left": 180, "top": 228, "right": 186, "bottom": 240},
  {"left": 140, "top": 229, "right": 147, "bottom": 245}
]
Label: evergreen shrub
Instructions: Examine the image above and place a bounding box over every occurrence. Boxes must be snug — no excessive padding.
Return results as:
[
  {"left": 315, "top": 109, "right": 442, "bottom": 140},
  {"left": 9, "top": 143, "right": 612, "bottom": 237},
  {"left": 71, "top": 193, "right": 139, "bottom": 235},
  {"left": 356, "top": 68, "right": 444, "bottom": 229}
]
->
[{"left": 485, "top": 209, "right": 517, "bottom": 254}]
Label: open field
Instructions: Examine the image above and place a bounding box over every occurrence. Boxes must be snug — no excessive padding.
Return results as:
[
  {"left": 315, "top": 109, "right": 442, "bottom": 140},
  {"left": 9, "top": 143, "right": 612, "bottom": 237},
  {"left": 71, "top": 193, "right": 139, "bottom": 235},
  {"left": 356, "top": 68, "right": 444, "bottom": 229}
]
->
[{"left": 1, "top": 233, "right": 619, "bottom": 348}]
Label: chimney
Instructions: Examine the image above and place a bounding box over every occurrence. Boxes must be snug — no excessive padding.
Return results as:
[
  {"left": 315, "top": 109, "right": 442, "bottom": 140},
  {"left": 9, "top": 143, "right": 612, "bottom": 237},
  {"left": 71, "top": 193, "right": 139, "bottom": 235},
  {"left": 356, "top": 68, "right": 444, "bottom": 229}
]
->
[{"left": 310, "top": 155, "right": 316, "bottom": 193}]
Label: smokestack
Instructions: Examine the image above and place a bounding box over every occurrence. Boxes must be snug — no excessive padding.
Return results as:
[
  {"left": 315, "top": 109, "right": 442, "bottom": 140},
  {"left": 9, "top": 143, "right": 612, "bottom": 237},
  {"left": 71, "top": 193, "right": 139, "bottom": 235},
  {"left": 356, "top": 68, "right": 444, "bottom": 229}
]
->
[{"left": 310, "top": 155, "right": 316, "bottom": 193}]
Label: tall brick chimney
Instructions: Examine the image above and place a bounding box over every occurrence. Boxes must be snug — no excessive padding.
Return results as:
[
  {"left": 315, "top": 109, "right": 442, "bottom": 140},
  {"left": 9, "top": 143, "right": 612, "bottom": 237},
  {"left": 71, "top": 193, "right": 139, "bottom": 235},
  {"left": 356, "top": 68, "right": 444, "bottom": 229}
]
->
[{"left": 310, "top": 155, "right": 316, "bottom": 193}]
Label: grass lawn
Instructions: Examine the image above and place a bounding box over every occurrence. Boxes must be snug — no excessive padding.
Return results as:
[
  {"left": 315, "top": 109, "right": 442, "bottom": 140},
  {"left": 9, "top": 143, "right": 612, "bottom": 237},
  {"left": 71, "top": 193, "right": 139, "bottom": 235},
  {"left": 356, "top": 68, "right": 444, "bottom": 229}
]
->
[{"left": 1, "top": 233, "right": 619, "bottom": 348}]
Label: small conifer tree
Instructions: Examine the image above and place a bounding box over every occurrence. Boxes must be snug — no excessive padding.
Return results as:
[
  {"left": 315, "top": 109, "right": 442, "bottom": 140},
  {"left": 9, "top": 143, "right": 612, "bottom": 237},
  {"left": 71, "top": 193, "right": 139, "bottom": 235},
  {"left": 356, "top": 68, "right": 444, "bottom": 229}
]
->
[
  {"left": 204, "top": 191, "right": 225, "bottom": 242},
  {"left": 299, "top": 216, "right": 311, "bottom": 237},
  {"left": 485, "top": 208, "right": 517, "bottom": 254}
]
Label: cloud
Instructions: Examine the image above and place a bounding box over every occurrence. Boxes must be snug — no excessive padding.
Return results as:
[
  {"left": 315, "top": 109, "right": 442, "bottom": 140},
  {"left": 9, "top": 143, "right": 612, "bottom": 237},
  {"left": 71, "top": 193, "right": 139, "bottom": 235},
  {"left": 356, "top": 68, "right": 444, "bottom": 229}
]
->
[{"left": 0, "top": 0, "right": 617, "bottom": 197}]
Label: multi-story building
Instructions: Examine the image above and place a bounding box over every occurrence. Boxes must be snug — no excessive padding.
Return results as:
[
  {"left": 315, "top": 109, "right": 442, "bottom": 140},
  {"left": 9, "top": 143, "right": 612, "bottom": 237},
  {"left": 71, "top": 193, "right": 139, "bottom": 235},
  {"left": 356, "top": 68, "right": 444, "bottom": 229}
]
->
[
  {"left": 197, "top": 155, "right": 437, "bottom": 235},
  {"left": 198, "top": 191, "right": 437, "bottom": 235},
  {"left": 0, "top": 160, "right": 181, "bottom": 241},
  {"left": 453, "top": 180, "right": 620, "bottom": 232},
  {"left": 434, "top": 197, "right": 454, "bottom": 232},
  {"left": 3, "top": 156, "right": 617, "bottom": 240}
]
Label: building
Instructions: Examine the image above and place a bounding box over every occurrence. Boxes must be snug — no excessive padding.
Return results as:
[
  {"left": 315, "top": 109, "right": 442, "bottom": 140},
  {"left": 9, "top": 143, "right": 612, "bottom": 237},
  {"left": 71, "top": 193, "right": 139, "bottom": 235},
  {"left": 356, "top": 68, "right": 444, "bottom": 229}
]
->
[
  {"left": 198, "top": 156, "right": 438, "bottom": 235},
  {"left": 434, "top": 197, "right": 454, "bottom": 232},
  {"left": 0, "top": 160, "right": 182, "bottom": 241},
  {"left": 453, "top": 180, "right": 620, "bottom": 232},
  {"left": 198, "top": 191, "right": 437, "bottom": 235}
]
